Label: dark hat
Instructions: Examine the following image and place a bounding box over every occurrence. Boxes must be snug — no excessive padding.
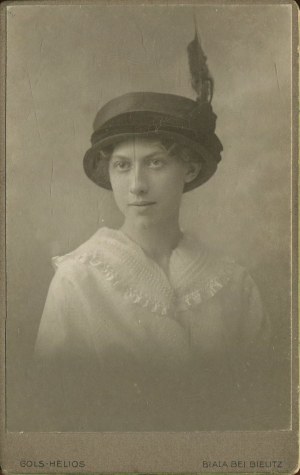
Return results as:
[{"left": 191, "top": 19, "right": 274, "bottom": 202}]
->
[{"left": 83, "top": 91, "right": 223, "bottom": 192}]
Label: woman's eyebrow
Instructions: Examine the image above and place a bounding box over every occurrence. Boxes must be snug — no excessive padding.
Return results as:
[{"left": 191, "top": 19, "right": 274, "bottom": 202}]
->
[
  {"left": 110, "top": 154, "right": 131, "bottom": 160},
  {"left": 111, "top": 151, "right": 168, "bottom": 160},
  {"left": 144, "top": 151, "right": 169, "bottom": 159}
]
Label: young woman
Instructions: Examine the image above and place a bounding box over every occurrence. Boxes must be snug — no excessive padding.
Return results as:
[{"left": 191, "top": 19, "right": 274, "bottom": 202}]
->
[{"left": 33, "top": 90, "right": 271, "bottom": 432}]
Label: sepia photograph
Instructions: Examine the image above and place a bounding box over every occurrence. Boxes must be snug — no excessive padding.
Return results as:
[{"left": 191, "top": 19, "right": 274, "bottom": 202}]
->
[{"left": 1, "top": 0, "right": 298, "bottom": 473}]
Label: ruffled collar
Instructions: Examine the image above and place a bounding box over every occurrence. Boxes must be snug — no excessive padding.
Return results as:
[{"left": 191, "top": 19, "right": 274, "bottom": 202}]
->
[{"left": 53, "top": 227, "right": 236, "bottom": 316}]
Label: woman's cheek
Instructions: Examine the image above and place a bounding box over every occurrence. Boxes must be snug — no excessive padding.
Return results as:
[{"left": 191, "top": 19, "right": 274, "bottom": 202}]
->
[{"left": 111, "top": 181, "right": 128, "bottom": 214}]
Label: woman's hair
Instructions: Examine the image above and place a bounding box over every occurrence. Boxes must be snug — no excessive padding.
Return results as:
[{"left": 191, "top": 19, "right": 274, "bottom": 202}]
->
[{"left": 155, "top": 138, "right": 201, "bottom": 165}]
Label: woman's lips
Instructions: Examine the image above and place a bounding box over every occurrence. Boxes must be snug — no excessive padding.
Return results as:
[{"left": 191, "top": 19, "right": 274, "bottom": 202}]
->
[{"left": 129, "top": 201, "right": 156, "bottom": 207}]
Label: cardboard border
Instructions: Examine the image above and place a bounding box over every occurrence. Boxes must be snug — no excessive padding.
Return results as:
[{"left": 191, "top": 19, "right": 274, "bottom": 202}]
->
[{"left": 0, "top": 1, "right": 298, "bottom": 473}]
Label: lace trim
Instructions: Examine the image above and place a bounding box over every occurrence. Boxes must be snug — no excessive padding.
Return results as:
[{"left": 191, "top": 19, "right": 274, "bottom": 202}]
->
[
  {"left": 54, "top": 252, "right": 172, "bottom": 316},
  {"left": 52, "top": 228, "right": 237, "bottom": 316},
  {"left": 54, "top": 252, "right": 236, "bottom": 316},
  {"left": 177, "top": 257, "right": 236, "bottom": 311}
]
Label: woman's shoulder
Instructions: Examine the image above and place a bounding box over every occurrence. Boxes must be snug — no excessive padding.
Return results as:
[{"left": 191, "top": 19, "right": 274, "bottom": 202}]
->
[
  {"left": 51, "top": 227, "right": 119, "bottom": 271},
  {"left": 174, "top": 232, "right": 250, "bottom": 282},
  {"left": 174, "top": 232, "right": 259, "bottom": 307}
]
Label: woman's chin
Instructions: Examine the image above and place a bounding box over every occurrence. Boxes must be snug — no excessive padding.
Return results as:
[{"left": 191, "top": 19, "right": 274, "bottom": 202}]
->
[{"left": 124, "top": 211, "right": 165, "bottom": 228}]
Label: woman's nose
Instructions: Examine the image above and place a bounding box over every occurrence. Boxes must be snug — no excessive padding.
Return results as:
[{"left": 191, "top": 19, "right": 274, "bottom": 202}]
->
[{"left": 129, "top": 166, "right": 148, "bottom": 195}]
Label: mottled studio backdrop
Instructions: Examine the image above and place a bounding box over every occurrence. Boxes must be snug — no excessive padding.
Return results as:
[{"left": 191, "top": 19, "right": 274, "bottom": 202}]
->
[{"left": 6, "top": 3, "right": 292, "bottom": 429}]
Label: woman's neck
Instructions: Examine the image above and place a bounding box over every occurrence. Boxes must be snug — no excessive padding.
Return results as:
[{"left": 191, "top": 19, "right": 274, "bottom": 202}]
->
[{"left": 120, "top": 218, "right": 182, "bottom": 269}]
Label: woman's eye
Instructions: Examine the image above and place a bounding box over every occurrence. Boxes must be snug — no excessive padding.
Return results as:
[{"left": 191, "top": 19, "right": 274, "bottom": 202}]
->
[
  {"left": 112, "top": 160, "right": 131, "bottom": 171},
  {"left": 148, "top": 158, "right": 165, "bottom": 168}
]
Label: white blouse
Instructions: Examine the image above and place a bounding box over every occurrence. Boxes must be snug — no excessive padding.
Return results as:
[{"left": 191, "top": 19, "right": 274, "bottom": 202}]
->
[{"left": 33, "top": 227, "right": 271, "bottom": 431}]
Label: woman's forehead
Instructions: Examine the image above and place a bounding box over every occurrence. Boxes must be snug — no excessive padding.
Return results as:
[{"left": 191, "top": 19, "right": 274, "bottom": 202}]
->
[{"left": 111, "top": 137, "right": 168, "bottom": 158}]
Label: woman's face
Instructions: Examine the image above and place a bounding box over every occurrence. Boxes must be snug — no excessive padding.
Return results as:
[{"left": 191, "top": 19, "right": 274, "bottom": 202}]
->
[{"left": 108, "top": 137, "right": 200, "bottom": 225}]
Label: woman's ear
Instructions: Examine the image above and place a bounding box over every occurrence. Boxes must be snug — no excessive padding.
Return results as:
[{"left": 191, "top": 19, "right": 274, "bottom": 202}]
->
[{"left": 184, "top": 161, "right": 202, "bottom": 184}]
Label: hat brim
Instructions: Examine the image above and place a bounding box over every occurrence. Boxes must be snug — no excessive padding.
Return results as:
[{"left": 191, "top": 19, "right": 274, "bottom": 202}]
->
[{"left": 83, "top": 130, "right": 218, "bottom": 192}]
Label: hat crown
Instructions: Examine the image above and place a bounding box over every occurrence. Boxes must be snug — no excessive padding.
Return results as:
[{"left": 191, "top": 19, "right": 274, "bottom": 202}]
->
[{"left": 93, "top": 92, "right": 199, "bottom": 131}]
